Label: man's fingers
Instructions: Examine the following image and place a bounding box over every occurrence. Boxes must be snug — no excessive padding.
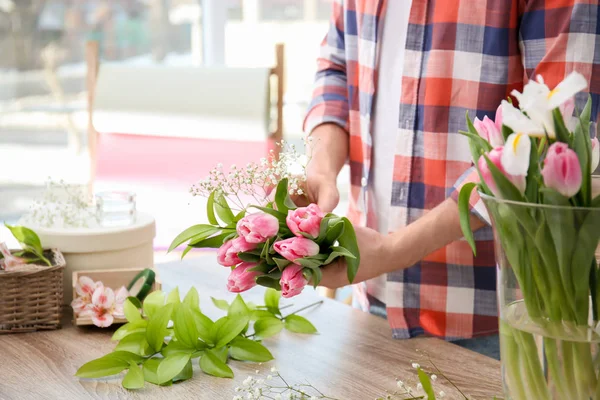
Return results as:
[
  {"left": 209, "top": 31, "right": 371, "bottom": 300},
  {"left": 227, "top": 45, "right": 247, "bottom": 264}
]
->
[{"left": 317, "top": 186, "right": 340, "bottom": 213}]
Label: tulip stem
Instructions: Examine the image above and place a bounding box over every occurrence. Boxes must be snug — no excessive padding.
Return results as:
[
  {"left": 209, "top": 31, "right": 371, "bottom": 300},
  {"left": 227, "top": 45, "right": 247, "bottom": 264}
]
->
[{"left": 283, "top": 300, "right": 324, "bottom": 318}]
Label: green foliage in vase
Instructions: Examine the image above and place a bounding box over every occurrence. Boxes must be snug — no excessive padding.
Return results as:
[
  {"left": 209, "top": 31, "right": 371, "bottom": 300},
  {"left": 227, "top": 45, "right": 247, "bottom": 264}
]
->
[{"left": 75, "top": 287, "right": 318, "bottom": 390}]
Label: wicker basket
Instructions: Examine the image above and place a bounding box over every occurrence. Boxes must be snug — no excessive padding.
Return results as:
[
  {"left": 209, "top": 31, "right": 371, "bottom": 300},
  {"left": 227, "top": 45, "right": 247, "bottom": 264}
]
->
[{"left": 0, "top": 249, "right": 66, "bottom": 334}]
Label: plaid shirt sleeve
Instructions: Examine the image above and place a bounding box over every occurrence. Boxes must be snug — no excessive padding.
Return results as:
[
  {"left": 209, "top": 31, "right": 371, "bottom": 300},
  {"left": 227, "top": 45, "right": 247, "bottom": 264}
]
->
[
  {"left": 303, "top": 0, "right": 350, "bottom": 134},
  {"left": 450, "top": 0, "right": 600, "bottom": 221}
]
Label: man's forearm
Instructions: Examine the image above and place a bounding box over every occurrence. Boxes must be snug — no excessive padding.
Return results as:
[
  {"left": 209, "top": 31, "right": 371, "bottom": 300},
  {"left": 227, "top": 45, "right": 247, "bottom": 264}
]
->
[
  {"left": 380, "top": 198, "right": 486, "bottom": 274},
  {"left": 307, "top": 123, "right": 349, "bottom": 179}
]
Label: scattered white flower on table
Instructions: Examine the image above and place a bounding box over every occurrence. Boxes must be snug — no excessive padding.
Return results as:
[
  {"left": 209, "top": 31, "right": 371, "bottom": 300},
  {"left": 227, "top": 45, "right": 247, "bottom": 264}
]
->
[
  {"left": 396, "top": 380, "right": 403, "bottom": 388},
  {"left": 255, "top": 370, "right": 259, "bottom": 374},
  {"left": 233, "top": 396, "right": 242, "bottom": 400},
  {"left": 243, "top": 376, "right": 253, "bottom": 386},
  {"left": 411, "top": 363, "right": 420, "bottom": 369},
  {"left": 235, "top": 387, "right": 241, "bottom": 392},
  {"left": 270, "top": 367, "right": 278, "bottom": 373},
  {"left": 431, "top": 374, "right": 437, "bottom": 381},
  {"left": 416, "top": 383, "right": 423, "bottom": 391},
  {"left": 267, "top": 375, "right": 273, "bottom": 380},
  {"left": 439, "top": 390, "right": 446, "bottom": 397}
]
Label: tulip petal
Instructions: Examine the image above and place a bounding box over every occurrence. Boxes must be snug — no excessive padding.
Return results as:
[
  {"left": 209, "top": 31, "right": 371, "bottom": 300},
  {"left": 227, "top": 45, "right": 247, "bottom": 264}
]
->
[
  {"left": 502, "top": 133, "right": 531, "bottom": 176},
  {"left": 592, "top": 137, "right": 599, "bottom": 173},
  {"left": 547, "top": 72, "right": 588, "bottom": 109},
  {"left": 500, "top": 101, "right": 545, "bottom": 137}
]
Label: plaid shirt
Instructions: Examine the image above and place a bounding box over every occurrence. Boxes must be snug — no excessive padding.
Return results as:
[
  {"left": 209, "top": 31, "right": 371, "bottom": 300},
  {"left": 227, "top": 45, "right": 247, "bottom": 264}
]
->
[{"left": 304, "top": 0, "right": 600, "bottom": 340}]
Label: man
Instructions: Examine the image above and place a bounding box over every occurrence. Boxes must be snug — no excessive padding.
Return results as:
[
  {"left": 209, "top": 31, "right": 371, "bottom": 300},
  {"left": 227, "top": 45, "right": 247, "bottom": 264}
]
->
[{"left": 302, "top": 0, "right": 600, "bottom": 357}]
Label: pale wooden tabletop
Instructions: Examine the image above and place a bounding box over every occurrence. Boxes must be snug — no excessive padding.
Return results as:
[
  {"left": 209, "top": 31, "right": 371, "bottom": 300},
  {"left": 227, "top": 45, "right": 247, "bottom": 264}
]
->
[{"left": 0, "top": 256, "right": 502, "bottom": 400}]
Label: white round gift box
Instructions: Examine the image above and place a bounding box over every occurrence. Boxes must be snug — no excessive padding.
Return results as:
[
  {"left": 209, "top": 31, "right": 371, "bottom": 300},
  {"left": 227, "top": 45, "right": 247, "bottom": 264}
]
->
[{"left": 33, "top": 212, "right": 156, "bottom": 304}]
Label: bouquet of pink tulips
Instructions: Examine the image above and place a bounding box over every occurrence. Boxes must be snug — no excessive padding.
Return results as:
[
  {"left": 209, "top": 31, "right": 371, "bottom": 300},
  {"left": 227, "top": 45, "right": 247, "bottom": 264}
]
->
[
  {"left": 459, "top": 72, "right": 600, "bottom": 400},
  {"left": 170, "top": 143, "right": 359, "bottom": 298}
]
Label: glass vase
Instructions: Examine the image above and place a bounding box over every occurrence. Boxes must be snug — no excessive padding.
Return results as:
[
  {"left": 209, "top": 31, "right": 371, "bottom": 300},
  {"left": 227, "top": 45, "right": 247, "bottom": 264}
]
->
[{"left": 482, "top": 194, "right": 600, "bottom": 400}]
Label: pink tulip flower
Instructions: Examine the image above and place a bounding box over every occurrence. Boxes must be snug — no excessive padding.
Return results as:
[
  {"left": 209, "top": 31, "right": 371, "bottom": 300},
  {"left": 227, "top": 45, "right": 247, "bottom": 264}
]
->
[
  {"left": 478, "top": 147, "right": 526, "bottom": 197},
  {"left": 226, "top": 262, "right": 262, "bottom": 293},
  {"left": 591, "top": 137, "right": 599, "bottom": 173},
  {"left": 280, "top": 264, "right": 308, "bottom": 298},
  {"left": 217, "top": 237, "right": 256, "bottom": 267},
  {"left": 542, "top": 142, "right": 582, "bottom": 198},
  {"left": 286, "top": 204, "right": 325, "bottom": 238},
  {"left": 494, "top": 103, "right": 503, "bottom": 132},
  {"left": 237, "top": 213, "right": 280, "bottom": 244},
  {"left": 273, "top": 237, "right": 320, "bottom": 262},
  {"left": 474, "top": 113, "right": 504, "bottom": 147}
]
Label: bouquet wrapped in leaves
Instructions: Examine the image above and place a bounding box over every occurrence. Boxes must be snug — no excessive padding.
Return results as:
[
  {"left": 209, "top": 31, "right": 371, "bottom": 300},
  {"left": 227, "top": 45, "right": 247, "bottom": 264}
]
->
[{"left": 170, "top": 144, "right": 359, "bottom": 298}]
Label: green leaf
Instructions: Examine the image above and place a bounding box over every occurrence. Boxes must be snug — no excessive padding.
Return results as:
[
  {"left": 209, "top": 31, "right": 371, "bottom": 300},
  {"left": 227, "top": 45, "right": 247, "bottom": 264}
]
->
[
  {"left": 324, "top": 220, "right": 345, "bottom": 244},
  {"left": 174, "top": 305, "right": 199, "bottom": 348},
  {"left": 127, "top": 296, "right": 143, "bottom": 309},
  {"left": 215, "top": 193, "right": 235, "bottom": 225},
  {"left": 458, "top": 128, "right": 493, "bottom": 154},
  {"left": 229, "top": 337, "right": 274, "bottom": 362},
  {"left": 181, "top": 246, "right": 193, "bottom": 259},
  {"left": 112, "top": 320, "right": 148, "bottom": 341},
  {"left": 173, "top": 360, "right": 194, "bottom": 383},
  {"left": 211, "top": 297, "right": 230, "bottom": 311},
  {"left": 157, "top": 353, "right": 192, "bottom": 384},
  {"left": 458, "top": 182, "right": 478, "bottom": 255},
  {"left": 417, "top": 368, "right": 436, "bottom": 400},
  {"left": 284, "top": 315, "right": 317, "bottom": 334},
  {"left": 311, "top": 266, "right": 323, "bottom": 288},
  {"left": 323, "top": 246, "right": 356, "bottom": 265},
  {"left": 146, "top": 303, "right": 174, "bottom": 352},
  {"left": 214, "top": 316, "right": 250, "bottom": 348},
  {"left": 206, "top": 190, "right": 219, "bottom": 226},
  {"left": 199, "top": 349, "right": 234, "bottom": 378},
  {"left": 317, "top": 215, "right": 336, "bottom": 241},
  {"left": 183, "top": 287, "right": 200, "bottom": 311},
  {"left": 228, "top": 295, "right": 250, "bottom": 318},
  {"left": 238, "top": 251, "right": 262, "bottom": 263},
  {"left": 249, "top": 205, "right": 287, "bottom": 221},
  {"left": 143, "top": 290, "right": 165, "bottom": 318},
  {"left": 254, "top": 317, "right": 284, "bottom": 339},
  {"left": 272, "top": 257, "right": 291, "bottom": 270},
  {"left": 123, "top": 361, "right": 144, "bottom": 390},
  {"left": 189, "top": 231, "right": 233, "bottom": 249},
  {"left": 124, "top": 298, "right": 142, "bottom": 323},
  {"left": 4, "top": 224, "right": 43, "bottom": 254},
  {"left": 483, "top": 154, "right": 526, "bottom": 202},
  {"left": 166, "top": 287, "right": 181, "bottom": 305},
  {"left": 274, "top": 178, "right": 296, "bottom": 213},
  {"left": 161, "top": 340, "right": 196, "bottom": 357},
  {"left": 573, "top": 97, "right": 593, "bottom": 205},
  {"left": 75, "top": 352, "right": 142, "bottom": 378},
  {"left": 114, "top": 332, "right": 151, "bottom": 356},
  {"left": 264, "top": 288, "right": 281, "bottom": 314},
  {"left": 524, "top": 136, "right": 539, "bottom": 203},
  {"left": 256, "top": 275, "right": 282, "bottom": 290},
  {"left": 169, "top": 224, "right": 219, "bottom": 252},
  {"left": 192, "top": 309, "right": 215, "bottom": 344},
  {"left": 142, "top": 358, "right": 162, "bottom": 385},
  {"left": 552, "top": 107, "right": 571, "bottom": 144},
  {"left": 338, "top": 217, "right": 360, "bottom": 283},
  {"left": 251, "top": 310, "right": 275, "bottom": 320}
]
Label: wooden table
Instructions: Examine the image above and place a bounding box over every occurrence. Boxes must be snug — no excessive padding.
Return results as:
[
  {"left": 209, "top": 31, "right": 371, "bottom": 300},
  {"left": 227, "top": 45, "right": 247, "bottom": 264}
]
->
[{"left": 0, "top": 257, "right": 502, "bottom": 400}]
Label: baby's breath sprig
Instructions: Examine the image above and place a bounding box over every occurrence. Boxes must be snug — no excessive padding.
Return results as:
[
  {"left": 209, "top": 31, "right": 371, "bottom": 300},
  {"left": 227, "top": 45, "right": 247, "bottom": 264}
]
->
[
  {"left": 232, "top": 367, "right": 339, "bottom": 400},
  {"left": 192, "top": 138, "right": 313, "bottom": 210},
  {"left": 20, "top": 179, "right": 95, "bottom": 228}
]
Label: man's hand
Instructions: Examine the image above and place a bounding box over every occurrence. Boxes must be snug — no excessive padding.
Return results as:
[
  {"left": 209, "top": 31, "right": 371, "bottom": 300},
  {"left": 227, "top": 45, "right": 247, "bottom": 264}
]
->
[
  {"left": 318, "top": 198, "right": 487, "bottom": 289},
  {"left": 294, "top": 123, "right": 348, "bottom": 213},
  {"left": 318, "top": 226, "right": 391, "bottom": 289}
]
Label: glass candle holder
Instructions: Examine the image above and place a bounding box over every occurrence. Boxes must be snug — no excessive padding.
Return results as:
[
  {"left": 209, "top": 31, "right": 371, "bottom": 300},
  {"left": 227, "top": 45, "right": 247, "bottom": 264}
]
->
[{"left": 95, "top": 191, "right": 137, "bottom": 227}]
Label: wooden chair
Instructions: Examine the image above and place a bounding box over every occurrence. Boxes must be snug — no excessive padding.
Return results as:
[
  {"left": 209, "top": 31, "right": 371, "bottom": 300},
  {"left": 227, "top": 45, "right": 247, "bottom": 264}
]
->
[{"left": 85, "top": 41, "right": 285, "bottom": 192}]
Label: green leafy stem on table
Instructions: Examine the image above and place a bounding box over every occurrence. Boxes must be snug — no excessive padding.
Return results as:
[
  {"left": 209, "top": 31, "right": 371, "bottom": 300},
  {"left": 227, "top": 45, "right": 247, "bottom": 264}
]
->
[
  {"left": 1, "top": 224, "right": 52, "bottom": 266},
  {"left": 75, "top": 287, "right": 321, "bottom": 390}
]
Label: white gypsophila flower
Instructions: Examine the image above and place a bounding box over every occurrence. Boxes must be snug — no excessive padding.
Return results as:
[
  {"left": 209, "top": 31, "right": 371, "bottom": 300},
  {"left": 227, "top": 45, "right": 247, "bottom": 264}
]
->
[
  {"left": 235, "top": 387, "right": 241, "bottom": 392},
  {"left": 439, "top": 391, "right": 446, "bottom": 397},
  {"left": 270, "top": 367, "right": 278, "bottom": 373},
  {"left": 255, "top": 370, "right": 259, "bottom": 374},
  {"left": 233, "top": 396, "right": 242, "bottom": 400},
  {"left": 243, "top": 376, "right": 253, "bottom": 386},
  {"left": 416, "top": 383, "right": 423, "bottom": 391},
  {"left": 246, "top": 393, "right": 253, "bottom": 400},
  {"left": 412, "top": 363, "right": 420, "bottom": 369},
  {"left": 396, "top": 380, "right": 403, "bottom": 388},
  {"left": 274, "top": 394, "right": 282, "bottom": 400},
  {"left": 431, "top": 374, "right": 437, "bottom": 381},
  {"left": 267, "top": 375, "right": 273, "bottom": 380}
]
